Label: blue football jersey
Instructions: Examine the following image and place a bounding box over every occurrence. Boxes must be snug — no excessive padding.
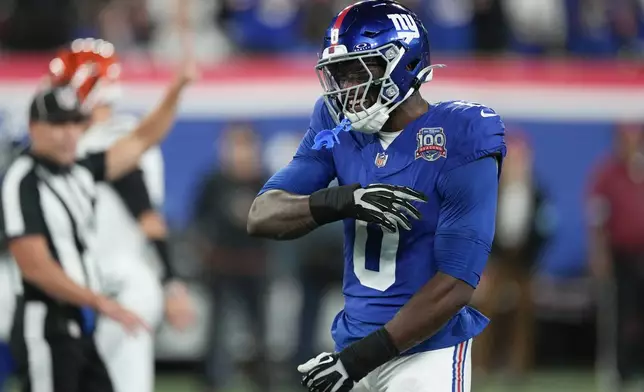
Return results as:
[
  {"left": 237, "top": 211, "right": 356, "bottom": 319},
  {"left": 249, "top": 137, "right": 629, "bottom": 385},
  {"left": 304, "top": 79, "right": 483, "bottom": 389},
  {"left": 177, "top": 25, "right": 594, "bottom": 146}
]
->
[{"left": 261, "top": 98, "right": 506, "bottom": 354}]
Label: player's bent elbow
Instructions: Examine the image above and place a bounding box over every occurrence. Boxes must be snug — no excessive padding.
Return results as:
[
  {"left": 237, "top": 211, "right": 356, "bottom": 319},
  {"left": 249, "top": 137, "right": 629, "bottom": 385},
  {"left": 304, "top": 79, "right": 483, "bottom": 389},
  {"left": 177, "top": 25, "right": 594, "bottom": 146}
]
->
[
  {"left": 246, "top": 196, "right": 269, "bottom": 237},
  {"left": 247, "top": 190, "right": 315, "bottom": 240},
  {"left": 246, "top": 213, "right": 261, "bottom": 237},
  {"left": 452, "top": 280, "right": 475, "bottom": 308},
  {"left": 435, "top": 272, "right": 476, "bottom": 308},
  {"left": 246, "top": 210, "right": 276, "bottom": 238}
]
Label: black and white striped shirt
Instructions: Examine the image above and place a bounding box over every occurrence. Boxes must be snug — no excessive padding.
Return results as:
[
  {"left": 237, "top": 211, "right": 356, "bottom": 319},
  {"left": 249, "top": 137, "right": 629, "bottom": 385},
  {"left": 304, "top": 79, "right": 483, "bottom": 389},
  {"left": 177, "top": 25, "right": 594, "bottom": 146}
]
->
[{"left": 0, "top": 150, "right": 106, "bottom": 304}]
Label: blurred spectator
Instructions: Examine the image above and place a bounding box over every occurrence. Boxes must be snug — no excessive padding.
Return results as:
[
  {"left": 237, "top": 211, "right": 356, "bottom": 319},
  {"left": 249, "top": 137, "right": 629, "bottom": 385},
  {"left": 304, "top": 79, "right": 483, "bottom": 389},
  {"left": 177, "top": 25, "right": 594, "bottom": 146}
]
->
[
  {"left": 472, "top": 0, "right": 508, "bottom": 54},
  {"left": 148, "top": 0, "right": 231, "bottom": 62},
  {"left": 290, "top": 214, "right": 343, "bottom": 372},
  {"left": 98, "top": 0, "right": 155, "bottom": 52},
  {"left": 502, "top": 0, "right": 567, "bottom": 55},
  {"left": 217, "top": 0, "right": 306, "bottom": 54},
  {"left": 74, "top": 0, "right": 108, "bottom": 38},
  {"left": 564, "top": 0, "right": 644, "bottom": 58},
  {"left": 2, "top": 0, "right": 644, "bottom": 61},
  {"left": 472, "top": 131, "right": 554, "bottom": 383},
  {"left": 409, "top": 0, "right": 475, "bottom": 53},
  {"left": 565, "top": 0, "right": 611, "bottom": 56},
  {"left": 259, "top": 131, "right": 344, "bottom": 374},
  {"left": 610, "top": 0, "right": 644, "bottom": 58},
  {"left": 301, "top": 0, "right": 337, "bottom": 48},
  {"left": 0, "top": 0, "right": 78, "bottom": 51},
  {"left": 587, "top": 123, "right": 644, "bottom": 390},
  {"left": 192, "top": 123, "right": 269, "bottom": 392}
]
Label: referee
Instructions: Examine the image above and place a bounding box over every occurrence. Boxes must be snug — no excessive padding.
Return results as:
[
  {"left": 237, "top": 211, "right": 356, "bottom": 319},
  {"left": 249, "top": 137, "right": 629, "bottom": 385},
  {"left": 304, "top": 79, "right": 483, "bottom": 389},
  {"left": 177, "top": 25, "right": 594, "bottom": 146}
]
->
[{"left": 1, "top": 64, "right": 194, "bottom": 392}]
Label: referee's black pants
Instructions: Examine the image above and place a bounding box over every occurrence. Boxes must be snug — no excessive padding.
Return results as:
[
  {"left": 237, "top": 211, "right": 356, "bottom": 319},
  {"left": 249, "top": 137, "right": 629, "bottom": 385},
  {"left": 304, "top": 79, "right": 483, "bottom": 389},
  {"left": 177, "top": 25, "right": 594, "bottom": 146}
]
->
[{"left": 10, "top": 297, "right": 113, "bottom": 392}]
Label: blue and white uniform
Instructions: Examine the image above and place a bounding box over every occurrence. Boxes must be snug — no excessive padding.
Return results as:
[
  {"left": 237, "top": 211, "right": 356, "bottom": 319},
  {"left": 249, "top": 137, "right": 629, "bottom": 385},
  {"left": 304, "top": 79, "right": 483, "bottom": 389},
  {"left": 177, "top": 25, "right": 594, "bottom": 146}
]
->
[{"left": 261, "top": 98, "right": 506, "bottom": 391}]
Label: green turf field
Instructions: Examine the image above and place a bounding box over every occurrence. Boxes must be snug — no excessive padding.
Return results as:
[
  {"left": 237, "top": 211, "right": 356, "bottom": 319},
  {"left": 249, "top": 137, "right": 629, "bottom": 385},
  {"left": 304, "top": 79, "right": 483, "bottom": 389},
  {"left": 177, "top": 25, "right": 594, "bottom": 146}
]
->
[{"left": 5, "top": 371, "right": 599, "bottom": 392}]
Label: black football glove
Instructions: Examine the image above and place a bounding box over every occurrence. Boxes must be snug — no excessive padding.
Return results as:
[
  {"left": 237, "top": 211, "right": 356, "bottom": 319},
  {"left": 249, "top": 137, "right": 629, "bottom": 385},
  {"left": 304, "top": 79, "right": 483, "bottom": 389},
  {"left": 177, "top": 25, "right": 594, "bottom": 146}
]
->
[
  {"left": 298, "top": 352, "right": 354, "bottom": 392},
  {"left": 309, "top": 183, "right": 427, "bottom": 232}
]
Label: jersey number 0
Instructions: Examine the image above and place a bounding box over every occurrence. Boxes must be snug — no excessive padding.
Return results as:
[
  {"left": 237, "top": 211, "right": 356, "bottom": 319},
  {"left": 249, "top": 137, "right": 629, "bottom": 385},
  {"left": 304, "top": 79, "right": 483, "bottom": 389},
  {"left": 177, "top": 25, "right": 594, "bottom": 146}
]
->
[{"left": 353, "top": 221, "right": 399, "bottom": 291}]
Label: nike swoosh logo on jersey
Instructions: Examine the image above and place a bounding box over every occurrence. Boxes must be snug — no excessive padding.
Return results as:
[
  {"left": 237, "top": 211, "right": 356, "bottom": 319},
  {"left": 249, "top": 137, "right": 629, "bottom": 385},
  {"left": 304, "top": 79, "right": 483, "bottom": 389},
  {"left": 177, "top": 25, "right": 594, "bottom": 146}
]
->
[{"left": 480, "top": 109, "right": 499, "bottom": 118}]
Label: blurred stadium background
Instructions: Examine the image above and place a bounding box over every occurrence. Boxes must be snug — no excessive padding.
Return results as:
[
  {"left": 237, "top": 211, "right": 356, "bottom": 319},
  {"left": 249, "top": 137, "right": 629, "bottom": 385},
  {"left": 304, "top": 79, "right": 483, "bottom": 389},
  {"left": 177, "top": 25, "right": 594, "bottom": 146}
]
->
[{"left": 1, "top": 0, "right": 644, "bottom": 391}]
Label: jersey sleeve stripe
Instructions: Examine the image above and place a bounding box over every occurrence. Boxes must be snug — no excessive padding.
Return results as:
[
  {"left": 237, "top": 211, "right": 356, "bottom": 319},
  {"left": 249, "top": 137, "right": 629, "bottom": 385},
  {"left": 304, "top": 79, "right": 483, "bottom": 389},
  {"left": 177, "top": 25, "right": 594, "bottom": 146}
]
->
[{"left": 1, "top": 157, "right": 35, "bottom": 237}]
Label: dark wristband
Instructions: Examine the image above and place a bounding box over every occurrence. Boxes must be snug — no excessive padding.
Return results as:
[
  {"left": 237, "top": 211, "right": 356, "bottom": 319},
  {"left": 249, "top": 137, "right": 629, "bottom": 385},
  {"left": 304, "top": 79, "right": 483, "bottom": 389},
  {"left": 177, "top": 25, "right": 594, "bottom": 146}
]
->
[
  {"left": 308, "top": 183, "right": 360, "bottom": 225},
  {"left": 338, "top": 327, "right": 400, "bottom": 380},
  {"left": 152, "top": 239, "right": 176, "bottom": 283}
]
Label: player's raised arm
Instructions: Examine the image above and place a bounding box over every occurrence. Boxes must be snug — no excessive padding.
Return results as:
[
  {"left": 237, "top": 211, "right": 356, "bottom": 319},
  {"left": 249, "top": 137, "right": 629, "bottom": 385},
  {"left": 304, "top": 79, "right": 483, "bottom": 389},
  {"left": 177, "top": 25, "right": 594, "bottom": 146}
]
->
[{"left": 103, "top": 58, "right": 197, "bottom": 181}]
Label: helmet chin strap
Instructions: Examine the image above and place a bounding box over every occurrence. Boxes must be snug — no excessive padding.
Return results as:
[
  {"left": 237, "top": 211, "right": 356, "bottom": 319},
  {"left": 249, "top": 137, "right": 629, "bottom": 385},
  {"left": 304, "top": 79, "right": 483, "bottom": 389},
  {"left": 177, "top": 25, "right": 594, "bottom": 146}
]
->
[
  {"left": 345, "top": 64, "right": 446, "bottom": 134},
  {"left": 344, "top": 102, "right": 390, "bottom": 134}
]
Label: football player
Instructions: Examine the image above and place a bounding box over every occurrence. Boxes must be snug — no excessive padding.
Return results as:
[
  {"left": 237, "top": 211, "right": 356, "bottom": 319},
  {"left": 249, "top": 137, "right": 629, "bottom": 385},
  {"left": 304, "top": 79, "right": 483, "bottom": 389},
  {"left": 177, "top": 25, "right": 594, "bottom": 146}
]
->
[
  {"left": 247, "top": 1, "right": 506, "bottom": 391},
  {"left": 46, "top": 38, "right": 196, "bottom": 392}
]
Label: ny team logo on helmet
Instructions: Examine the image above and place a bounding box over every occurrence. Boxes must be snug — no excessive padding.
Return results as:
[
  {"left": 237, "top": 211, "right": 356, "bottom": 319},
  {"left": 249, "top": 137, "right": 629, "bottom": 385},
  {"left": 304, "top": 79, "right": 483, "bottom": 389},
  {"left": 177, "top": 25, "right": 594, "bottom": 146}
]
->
[
  {"left": 316, "top": 0, "right": 444, "bottom": 134},
  {"left": 387, "top": 14, "right": 420, "bottom": 44}
]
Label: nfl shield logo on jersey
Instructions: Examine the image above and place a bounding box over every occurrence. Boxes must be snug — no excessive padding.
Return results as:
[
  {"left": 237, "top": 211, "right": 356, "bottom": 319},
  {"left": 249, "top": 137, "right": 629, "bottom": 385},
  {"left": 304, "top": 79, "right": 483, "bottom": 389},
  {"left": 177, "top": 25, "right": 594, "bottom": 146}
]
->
[
  {"left": 415, "top": 127, "right": 447, "bottom": 161},
  {"left": 375, "top": 151, "right": 388, "bottom": 168}
]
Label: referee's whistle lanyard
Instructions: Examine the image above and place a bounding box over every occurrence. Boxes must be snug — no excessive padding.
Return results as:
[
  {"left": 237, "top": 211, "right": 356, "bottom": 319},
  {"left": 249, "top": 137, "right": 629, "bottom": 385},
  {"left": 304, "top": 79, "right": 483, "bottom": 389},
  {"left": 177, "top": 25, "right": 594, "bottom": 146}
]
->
[
  {"left": 62, "top": 175, "right": 99, "bottom": 335},
  {"left": 36, "top": 167, "right": 98, "bottom": 335},
  {"left": 62, "top": 175, "right": 95, "bottom": 238}
]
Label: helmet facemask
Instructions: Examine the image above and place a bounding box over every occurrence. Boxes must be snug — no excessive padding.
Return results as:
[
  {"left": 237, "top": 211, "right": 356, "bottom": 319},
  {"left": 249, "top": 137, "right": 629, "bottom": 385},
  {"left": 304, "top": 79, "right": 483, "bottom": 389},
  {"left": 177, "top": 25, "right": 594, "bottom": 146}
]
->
[{"left": 316, "top": 43, "right": 410, "bottom": 134}]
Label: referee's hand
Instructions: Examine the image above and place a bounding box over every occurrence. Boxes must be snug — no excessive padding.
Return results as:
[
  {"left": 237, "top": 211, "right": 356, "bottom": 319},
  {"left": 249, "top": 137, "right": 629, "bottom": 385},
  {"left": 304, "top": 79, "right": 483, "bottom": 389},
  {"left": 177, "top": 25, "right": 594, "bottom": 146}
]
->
[{"left": 95, "top": 295, "right": 150, "bottom": 334}]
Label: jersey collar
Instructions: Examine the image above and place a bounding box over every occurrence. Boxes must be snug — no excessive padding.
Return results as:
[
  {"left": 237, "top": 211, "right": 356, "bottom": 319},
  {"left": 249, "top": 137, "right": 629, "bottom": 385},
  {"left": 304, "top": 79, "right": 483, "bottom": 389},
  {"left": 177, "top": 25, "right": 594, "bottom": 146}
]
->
[{"left": 27, "top": 149, "right": 72, "bottom": 174}]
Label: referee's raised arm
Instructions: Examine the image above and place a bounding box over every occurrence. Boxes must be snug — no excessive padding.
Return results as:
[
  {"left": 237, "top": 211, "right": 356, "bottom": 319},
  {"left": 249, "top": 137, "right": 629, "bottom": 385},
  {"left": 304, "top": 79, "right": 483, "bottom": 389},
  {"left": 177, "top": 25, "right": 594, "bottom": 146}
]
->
[{"left": 103, "top": 56, "right": 198, "bottom": 181}]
